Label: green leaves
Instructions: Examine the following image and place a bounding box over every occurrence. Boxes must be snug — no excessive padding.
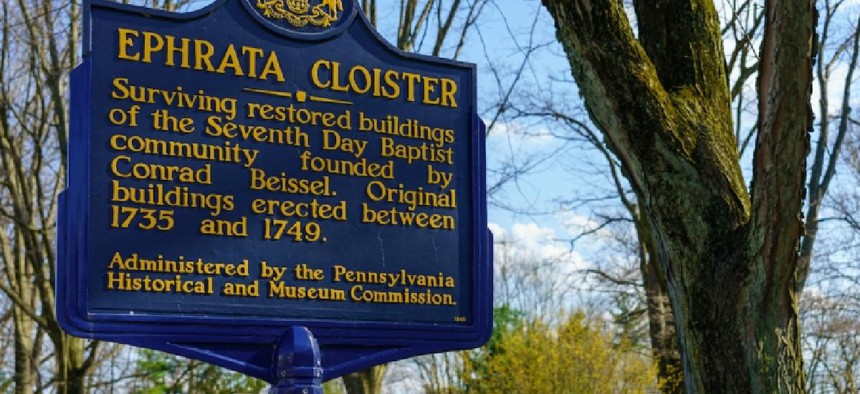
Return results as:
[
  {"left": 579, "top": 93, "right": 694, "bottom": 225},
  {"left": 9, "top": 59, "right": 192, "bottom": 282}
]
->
[
  {"left": 462, "top": 308, "right": 658, "bottom": 394},
  {"left": 130, "top": 350, "right": 265, "bottom": 394}
]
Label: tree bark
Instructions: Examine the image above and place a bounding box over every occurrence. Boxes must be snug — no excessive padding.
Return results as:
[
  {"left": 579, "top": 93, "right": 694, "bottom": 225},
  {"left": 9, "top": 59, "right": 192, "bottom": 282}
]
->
[{"left": 540, "top": 0, "right": 814, "bottom": 392}]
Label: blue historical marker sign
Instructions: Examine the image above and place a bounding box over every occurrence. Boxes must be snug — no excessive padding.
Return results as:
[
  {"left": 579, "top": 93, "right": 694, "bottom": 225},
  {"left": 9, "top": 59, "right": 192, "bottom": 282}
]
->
[{"left": 58, "top": 0, "right": 491, "bottom": 386}]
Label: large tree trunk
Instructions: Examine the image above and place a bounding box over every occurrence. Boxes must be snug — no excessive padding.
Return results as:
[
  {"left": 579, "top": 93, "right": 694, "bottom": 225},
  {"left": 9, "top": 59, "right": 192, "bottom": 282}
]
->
[{"left": 540, "top": 0, "right": 814, "bottom": 392}]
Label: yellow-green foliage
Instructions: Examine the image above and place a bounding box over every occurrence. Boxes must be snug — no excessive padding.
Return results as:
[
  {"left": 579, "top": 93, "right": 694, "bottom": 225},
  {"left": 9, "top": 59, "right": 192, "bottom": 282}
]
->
[{"left": 463, "top": 311, "right": 658, "bottom": 394}]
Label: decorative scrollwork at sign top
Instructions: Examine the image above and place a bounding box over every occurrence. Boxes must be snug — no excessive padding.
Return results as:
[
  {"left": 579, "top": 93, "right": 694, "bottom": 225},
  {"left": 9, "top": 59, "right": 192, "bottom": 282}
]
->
[{"left": 255, "top": 0, "right": 344, "bottom": 28}]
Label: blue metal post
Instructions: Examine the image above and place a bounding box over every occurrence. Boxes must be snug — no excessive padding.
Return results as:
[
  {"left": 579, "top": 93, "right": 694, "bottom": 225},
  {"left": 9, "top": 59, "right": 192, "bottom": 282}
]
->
[{"left": 269, "top": 326, "right": 323, "bottom": 394}]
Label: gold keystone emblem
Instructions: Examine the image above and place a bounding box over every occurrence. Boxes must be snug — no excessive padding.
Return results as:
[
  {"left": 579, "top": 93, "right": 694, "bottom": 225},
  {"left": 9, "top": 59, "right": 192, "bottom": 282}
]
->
[{"left": 255, "top": 0, "right": 344, "bottom": 28}]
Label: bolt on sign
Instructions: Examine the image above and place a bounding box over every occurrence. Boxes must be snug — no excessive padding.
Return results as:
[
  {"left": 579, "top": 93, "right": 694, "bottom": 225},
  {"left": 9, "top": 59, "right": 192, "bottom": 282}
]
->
[{"left": 58, "top": 0, "right": 491, "bottom": 389}]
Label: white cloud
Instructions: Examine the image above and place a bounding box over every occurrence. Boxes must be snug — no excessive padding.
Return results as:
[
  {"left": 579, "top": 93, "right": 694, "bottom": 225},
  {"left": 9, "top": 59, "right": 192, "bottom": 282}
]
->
[
  {"left": 486, "top": 120, "right": 556, "bottom": 150},
  {"left": 489, "top": 221, "right": 587, "bottom": 272}
]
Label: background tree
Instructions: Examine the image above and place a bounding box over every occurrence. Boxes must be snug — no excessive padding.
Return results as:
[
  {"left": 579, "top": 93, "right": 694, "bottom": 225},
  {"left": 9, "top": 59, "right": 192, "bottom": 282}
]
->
[
  {"left": 802, "top": 291, "right": 860, "bottom": 393},
  {"left": 462, "top": 310, "right": 657, "bottom": 394},
  {"left": 0, "top": 0, "right": 97, "bottom": 392},
  {"left": 126, "top": 350, "right": 265, "bottom": 394},
  {"left": 0, "top": 0, "right": 202, "bottom": 392}
]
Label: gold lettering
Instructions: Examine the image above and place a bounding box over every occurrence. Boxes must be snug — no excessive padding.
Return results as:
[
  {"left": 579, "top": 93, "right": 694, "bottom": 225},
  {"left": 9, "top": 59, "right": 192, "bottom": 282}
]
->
[
  {"left": 422, "top": 76, "right": 440, "bottom": 105},
  {"left": 309, "top": 58, "right": 459, "bottom": 108},
  {"left": 164, "top": 36, "right": 190, "bottom": 67},
  {"left": 117, "top": 28, "right": 139, "bottom": 61},
  {"left": 115, "top": 28, "right": 283, "bottom": 82},
  {"left": 242, "top": 46, "right": 264, "bottom": 78},
  {"left": 141, "top": 31, "right": 164, "bottom": 63},
  {"left": 194, "top": 39, "right": 216, "bottom": 71},
  {"left": 216, "top": 45, "right": 243, "bottom": 75},
  {"left": 310, "top": 59, "right": 332, "bottom": 88}
]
